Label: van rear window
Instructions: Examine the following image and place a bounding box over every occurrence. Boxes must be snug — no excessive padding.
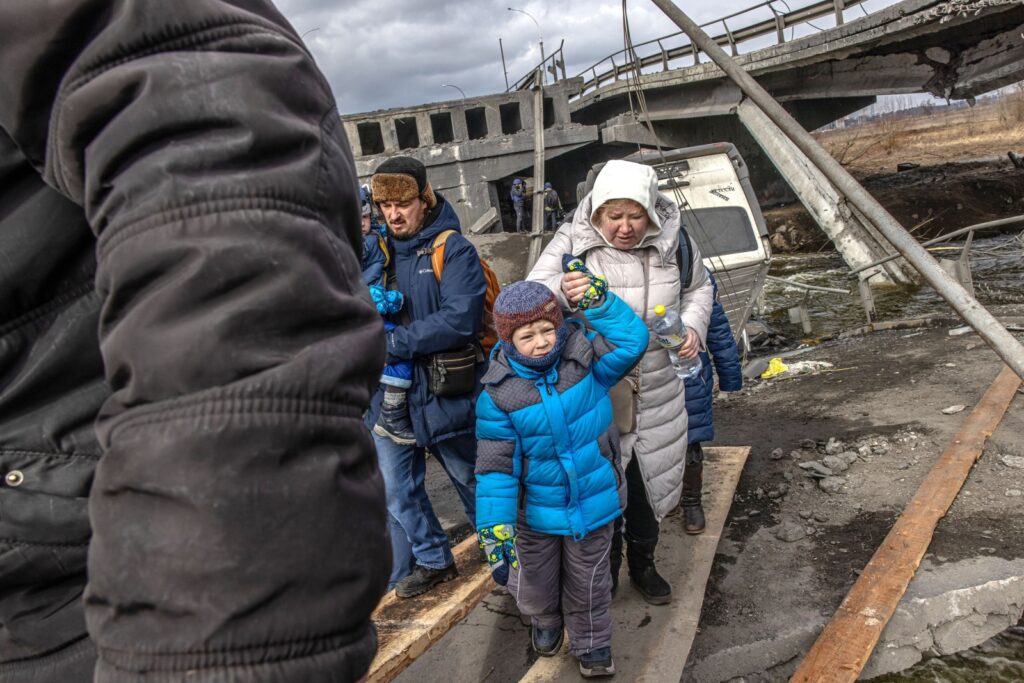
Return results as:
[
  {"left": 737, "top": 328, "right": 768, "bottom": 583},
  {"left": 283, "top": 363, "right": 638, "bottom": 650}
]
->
[{"left": 680, "top": 207, "right": 758, "bottom": 258}]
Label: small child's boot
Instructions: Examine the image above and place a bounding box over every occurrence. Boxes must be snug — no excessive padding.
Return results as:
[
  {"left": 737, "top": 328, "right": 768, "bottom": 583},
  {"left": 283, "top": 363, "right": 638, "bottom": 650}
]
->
[
  {"left": 578, "top": 647, "right": 615, "bottom": 678},
  {"left": 374, "top": 390, "right": 416, "bottom": 445}
]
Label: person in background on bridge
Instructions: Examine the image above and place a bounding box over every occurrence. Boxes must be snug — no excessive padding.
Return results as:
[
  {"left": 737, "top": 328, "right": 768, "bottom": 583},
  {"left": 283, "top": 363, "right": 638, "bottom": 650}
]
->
[
  {"left": 527, "top": 159, "right": 713, "bottom": 606},
  {"left": 511, "top": 177, "right": 528, "bottom": 233},
  {"left": 679, "top": 270, "right": 743, "bottom": 534},
  {"left": 475, "top": 279, "right": 649, "bottom": 678},
  {"left": 0, "top": 1, "right": 390, "bottom": 681},
  {"left": 543, "top": 181, "right": 563, "bottom": 231},
  {"left": 369, "top": 156, "right": 487, "bottom": 598}
]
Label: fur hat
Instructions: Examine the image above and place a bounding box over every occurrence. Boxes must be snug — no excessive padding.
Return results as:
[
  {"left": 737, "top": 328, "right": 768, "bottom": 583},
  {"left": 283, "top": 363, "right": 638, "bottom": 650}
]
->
[
  {"left": 493, "top": 281, "right": 564, "bottom": 347},
  {"left": 371, "top": 156, "right": 437, "bottom": 209}
]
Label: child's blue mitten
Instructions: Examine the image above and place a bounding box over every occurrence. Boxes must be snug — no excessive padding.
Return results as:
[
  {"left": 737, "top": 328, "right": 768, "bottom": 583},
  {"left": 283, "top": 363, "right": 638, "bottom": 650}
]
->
[
  {"left": 369, "top": 285, "right": 404, "bottom": 315},
  {"left": 478, "top": 524, "right": 518, "bottom": 586},
  {"left": 560, "top": 254, "right": 608, "bottom": 310}
]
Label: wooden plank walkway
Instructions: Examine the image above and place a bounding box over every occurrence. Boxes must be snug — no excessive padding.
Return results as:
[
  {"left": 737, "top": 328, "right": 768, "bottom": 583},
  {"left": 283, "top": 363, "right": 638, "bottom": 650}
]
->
[
  {"left": 370, "top": 446, "right": 749, "bottom": 682},
  {"left": 790, "top": 365, "right": 1022, "bottom": 683}
]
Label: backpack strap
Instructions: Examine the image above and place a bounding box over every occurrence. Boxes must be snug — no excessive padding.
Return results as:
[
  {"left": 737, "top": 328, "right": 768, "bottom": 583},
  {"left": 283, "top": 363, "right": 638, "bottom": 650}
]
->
[
  {"left": 677, "top": 226, "right": 694, "bottom": 290},
  {"left": 429, "top": 229, "right": 458, "bottom": 282}
]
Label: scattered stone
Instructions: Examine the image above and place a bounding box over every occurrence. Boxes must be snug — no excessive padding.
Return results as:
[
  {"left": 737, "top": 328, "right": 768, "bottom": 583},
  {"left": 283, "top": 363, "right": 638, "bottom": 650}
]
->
[
  {"left": 774, "top": 522, "right": 807, "bottom": 543},
  {"left": 819, "top": 477, "right": 845, "bottom": 494},
  {"left": 822, "top": 455, "right": 850, "bottom": 473},
  {"left": 897, "top": 462, "right": 910, "bottom": 470},
  {"left": 825, "top": 437, "right": 845, "bottom": 455},
  {"left": 1000, "top": 455, "right": 1024, "bottom": 469},
  {"left": 839, "top": 451, "right": 860, "bottom": 466},
  {"left": 814, "top": 511, "right": 829, "bottom": 523},
  {"left": 799, "top": 510, "right": 813, "bottom": 520},
  {"left": 1006, "top": 489, "right": 1023, "bottom": 498},
  {"left": 798, "top": 461, "right": 834, "bottom": 478},
  {"left": 871, "top": 442, "right": 890, "bottom": 455},
  {"left": 755, "top": 487, "right": 765, "bottom": 499},
  {"left": 749, "top": 509, "right": 761, "bottom": 517},
  {"left": 941, "top": 404, "right": 967, "bottom": 415},
  {"left": 805, "top": 526, "right": 816, "bottom": 536},
  {"left": 800, "top": 438, "right": 817, "bottom": 450},
  {"left": 783, "top": 471, "right": 794, "bottom": 482},
  {"left": 768, "top": 488, "right": 783, "bottom": 500},
  {"left": 858, "top": 445, "right": 871, "bottom": 457},
  {"left": 789, "top": 450, "right": 803, "bottom": 460},
  {"left": 770, "top": 448, "right": 785, "bottom": 460}
]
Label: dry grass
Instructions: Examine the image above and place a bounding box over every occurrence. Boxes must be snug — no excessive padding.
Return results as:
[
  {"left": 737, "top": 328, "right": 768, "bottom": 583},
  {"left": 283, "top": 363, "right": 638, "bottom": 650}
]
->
[{"left": 815, "top": 91, "right": 1024, "bottom": 173}]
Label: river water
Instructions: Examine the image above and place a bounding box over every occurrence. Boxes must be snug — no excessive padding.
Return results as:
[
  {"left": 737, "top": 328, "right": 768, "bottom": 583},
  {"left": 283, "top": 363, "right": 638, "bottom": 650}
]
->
[
  {"left": 761, "top": 233, "right": 1024, "bottom": 338},
  {"left": 758, "top": 232, "right": 1024, "bottom": 681}
]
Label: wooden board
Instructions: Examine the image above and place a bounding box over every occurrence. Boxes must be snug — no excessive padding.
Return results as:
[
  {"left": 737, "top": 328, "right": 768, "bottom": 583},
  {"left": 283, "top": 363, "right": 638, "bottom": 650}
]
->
[
  {"left": 790, "top": 365, "right": 1022, "bottom": 683},
  {"left": 520, "top": 446, "right": 750, "bottom": 682},
  {"left": 368, "top": 535, "right": 492, "bottom": 683}
]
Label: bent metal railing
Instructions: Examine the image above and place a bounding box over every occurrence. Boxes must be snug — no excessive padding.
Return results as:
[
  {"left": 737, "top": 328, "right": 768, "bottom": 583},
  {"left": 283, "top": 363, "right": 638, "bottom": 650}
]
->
[{"left": 509, "top": 0, "right": 870, "bottom": 98}]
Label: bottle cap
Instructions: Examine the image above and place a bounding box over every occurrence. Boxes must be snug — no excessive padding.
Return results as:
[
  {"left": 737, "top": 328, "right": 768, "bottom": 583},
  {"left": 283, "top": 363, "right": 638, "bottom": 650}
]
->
[{"left": 653, "top": 304, "right": 666, "bottom": 316}]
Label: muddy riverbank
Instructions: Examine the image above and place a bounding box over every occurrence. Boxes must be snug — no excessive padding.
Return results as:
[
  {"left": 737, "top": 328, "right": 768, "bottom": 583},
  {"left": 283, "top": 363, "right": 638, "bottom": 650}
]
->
[{"left": 764, "top": 158, "right": 1024, "bottom": 253}]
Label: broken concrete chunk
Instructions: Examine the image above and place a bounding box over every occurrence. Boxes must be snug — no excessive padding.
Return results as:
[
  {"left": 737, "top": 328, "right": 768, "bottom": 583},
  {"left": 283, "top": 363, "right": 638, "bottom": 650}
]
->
[
  {"left": 825, "top": 437, "right": 845, "bottom": 455},
  {"left": 1000, "top": 455, "right": 1024, "bottom": 469},
  {"left": 822, "top": 455, "right": 850, "bottom": 473},
  {"left": 941, "top": 404, "right": 967, "bottom": 415},
  {"left": 800, "top": 438, "right": 817, "bottom": 450},
  {"left": 799, "top": 461, "right": 834, "bottom": 478},
  {"left": 819, "top": 476, "right": 845, "bottom": 494},
  {"left": 774, "top": 521, "right": 807, "bottom": 543},
  {"left": 770, "top": 448, "right": 785, "bottom": 460}
]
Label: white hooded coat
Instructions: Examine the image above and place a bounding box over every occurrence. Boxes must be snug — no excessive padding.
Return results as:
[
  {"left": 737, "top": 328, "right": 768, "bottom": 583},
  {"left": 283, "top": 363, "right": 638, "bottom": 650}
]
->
[{"left": 527, "top": 161, "right": 714, "bottom": 521}]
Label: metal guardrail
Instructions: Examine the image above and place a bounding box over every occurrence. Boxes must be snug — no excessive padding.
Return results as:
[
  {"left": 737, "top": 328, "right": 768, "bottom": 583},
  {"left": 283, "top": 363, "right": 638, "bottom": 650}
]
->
[
  {"left": 507, "top": 42, "right": 568, "bottom": 92},
  {"left": 508, "top": 0, "right": 868, "bottom": 99}
]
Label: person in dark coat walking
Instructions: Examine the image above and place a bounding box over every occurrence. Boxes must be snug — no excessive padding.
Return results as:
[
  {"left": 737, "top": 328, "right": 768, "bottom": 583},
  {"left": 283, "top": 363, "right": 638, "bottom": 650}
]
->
[
  {"left": 0, "top": 2, "right": 390, "bottom": 682},
  {"left": 681, "top": 271, "right": 743, "bottom": 532},
  {"left": 543, "top": 181, "right": 563, "bottom": 231},
  {"left": 368, "top": 156, "right": 488, "bottom": 598},
  {"left": 511, "top": 178, "right": 528, "bottom": 233}
]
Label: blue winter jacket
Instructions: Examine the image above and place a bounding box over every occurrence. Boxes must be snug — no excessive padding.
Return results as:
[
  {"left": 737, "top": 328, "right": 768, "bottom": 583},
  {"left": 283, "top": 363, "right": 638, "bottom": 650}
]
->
[
  {"left": 361, "top": 232, "right": 386, "bottom": 288},
  {"left": 364, "top": 195, "right": 488, "bottom": 445},
  {"left": 475, "top": 293, "right": 650, "bottom": 539},
  {"left": 684, "top": 272, "right": 742, "bottom": 443}
]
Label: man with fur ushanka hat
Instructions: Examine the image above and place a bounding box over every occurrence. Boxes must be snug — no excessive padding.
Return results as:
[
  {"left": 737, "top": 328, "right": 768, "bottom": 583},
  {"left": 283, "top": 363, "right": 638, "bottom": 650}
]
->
[
  {"left": 475, "top": 277, "right": 649, "bottom": 677},
  {"left": 367, "top": 155, "right": 489, "bottom": 598}
]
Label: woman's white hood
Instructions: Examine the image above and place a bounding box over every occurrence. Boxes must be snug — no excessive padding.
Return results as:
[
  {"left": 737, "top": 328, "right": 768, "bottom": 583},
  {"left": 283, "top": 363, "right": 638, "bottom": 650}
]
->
[{"left": 589, "top": 159, "right": 663, "bottom": 231}]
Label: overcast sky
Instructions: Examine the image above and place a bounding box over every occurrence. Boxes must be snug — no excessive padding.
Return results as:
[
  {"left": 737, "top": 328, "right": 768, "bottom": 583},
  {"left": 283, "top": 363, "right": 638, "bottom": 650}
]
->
[{"left": 275, "top": 0, "right": 898, "bottom": 115}]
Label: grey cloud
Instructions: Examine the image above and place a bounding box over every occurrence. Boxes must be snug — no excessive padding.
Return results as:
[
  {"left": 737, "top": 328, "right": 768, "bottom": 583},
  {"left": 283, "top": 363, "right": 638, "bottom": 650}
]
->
[{"left": 272, "top": 0, "right": 812, "bottom": 114}]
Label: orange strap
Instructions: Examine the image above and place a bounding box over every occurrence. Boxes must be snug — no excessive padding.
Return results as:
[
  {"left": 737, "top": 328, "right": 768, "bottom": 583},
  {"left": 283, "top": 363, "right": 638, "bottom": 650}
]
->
[{"left": 430, "top": 229, "right": 457, "bottom": 282}]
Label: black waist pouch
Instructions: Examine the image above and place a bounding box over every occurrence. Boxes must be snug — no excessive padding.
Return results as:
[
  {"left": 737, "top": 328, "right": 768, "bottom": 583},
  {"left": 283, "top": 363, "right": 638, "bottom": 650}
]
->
[{"left": 427, "top": 344, "right": 481, "bottom": 397}]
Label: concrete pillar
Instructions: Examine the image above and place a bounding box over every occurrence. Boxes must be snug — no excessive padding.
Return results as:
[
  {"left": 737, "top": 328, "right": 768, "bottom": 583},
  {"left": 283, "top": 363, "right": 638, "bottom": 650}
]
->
[
  {"left": 451, "top": 107, "right": 469, "bottom": 141},
  {"left": 484, "top": 105, "right": 501, "bottom": 138},
  {"left": 341, "top": 120, "right": 362, "bottom": 156},
  {"left": 737, "top": 98, "right": 916, "bottom": 285},
  {"left": 415, "top": 112, "right": 434, "bottom": 147},
  {"left": 381, "top": 117, "right": 399, "bottom": 153},
  {"left": 552, "top": 94, "right": 571, "bottom": 125},
  {"left": 520, "top": 93, "right": 536, "bottom": 131}
]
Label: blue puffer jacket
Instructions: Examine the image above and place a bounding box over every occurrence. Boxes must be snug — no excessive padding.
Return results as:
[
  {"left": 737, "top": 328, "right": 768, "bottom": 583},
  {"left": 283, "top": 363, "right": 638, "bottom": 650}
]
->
[
  {"left": 685, "top": 272, "right": 742, "bottom": 443},
  {"left": 364, "top": 195, "right": 488, "bottom": 445},
  {"left": 475, "top": 293, "right": 649, "bottom": 539},
  {"left": 361, "top": 232, "right": 386, "bottom": 288}
]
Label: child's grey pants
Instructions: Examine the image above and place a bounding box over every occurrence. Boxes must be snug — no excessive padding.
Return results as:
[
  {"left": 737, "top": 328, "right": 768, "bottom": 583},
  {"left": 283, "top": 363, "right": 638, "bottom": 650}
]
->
[{"left": 508, "top": 521, "right": 614, "bottom": 656}]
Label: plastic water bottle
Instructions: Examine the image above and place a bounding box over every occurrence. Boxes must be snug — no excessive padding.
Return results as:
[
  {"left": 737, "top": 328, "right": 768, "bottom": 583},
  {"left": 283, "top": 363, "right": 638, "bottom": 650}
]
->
[{"left": 651, "top": 304, "right": 702, "bottom": 381}]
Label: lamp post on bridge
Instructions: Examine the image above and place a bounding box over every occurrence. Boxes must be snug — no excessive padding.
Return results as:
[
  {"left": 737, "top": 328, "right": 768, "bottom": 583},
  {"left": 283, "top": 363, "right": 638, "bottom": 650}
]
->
[
  {"left": 441, "top": 83, "right": 467, "bottom": 106},
  {"left": 507, "top": 7, "right": 545, "bottom": 85}
]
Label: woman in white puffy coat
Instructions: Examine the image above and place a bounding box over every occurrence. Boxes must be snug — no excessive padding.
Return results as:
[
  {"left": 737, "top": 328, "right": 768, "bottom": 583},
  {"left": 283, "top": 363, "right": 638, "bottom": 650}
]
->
[{"left": 527, "top": 160, "right": 713, "bottom": 604}]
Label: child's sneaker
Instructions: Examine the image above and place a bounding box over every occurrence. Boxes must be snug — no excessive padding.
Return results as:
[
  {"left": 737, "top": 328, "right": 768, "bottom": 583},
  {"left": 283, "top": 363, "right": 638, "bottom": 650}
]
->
[
  {"left": 578, "top": 647, "right": 615, "bottom": 678},
  {"left": 374, "top": 400, "right": 416, "bottom": 445},
  {"left": 531, "top": 625, "right": 563, "bottom": 656}
]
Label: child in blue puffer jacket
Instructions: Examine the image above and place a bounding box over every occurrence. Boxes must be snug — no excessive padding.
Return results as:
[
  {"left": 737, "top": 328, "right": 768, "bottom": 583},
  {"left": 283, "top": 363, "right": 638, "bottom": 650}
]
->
[
  {"left": 680, "top": 270, "right": 742, "bottom": 534},
  {"left": 475, "top": 277, "right": 648, "bottom": 678}
]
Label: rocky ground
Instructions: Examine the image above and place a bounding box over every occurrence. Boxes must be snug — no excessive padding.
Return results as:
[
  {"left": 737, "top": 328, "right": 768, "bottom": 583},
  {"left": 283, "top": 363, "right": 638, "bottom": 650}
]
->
[{"left": 684, "top": 304, "right": 1024, "bottom": 681}]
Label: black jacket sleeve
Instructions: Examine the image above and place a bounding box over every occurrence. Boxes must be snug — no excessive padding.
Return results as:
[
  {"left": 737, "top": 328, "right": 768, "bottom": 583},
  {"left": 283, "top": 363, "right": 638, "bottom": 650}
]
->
[{"left": 0, "top": 2, "right": 389, "bottom": 682}]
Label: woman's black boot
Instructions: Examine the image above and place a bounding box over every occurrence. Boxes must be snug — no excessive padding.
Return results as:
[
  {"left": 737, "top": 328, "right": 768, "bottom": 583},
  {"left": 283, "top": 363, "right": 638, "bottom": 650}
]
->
[
  {"left": 681, "top": 461, "right": 706, "bottom": 535},
  {"left": 626, "top": 538, "right": 672, "bottom": 605}
]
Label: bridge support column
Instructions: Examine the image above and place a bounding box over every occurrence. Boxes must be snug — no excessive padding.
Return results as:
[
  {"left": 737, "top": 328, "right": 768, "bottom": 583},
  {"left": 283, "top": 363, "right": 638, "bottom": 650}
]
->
[{"left": 736, "top": 98, "right": 916, "bottom": 285}]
